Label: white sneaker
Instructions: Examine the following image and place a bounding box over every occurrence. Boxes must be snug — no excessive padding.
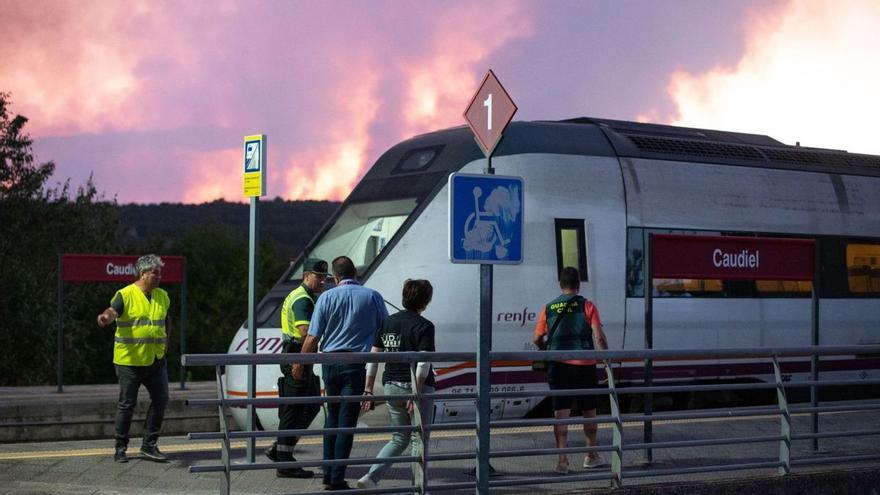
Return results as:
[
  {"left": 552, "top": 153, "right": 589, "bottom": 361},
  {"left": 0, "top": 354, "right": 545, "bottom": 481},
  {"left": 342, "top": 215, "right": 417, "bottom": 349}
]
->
[
  {"left": 357, "top": 474, "right": 377, "bottom": 488},
  {"left": 583, "top": 454, "right": 604, "bottom": 468}
]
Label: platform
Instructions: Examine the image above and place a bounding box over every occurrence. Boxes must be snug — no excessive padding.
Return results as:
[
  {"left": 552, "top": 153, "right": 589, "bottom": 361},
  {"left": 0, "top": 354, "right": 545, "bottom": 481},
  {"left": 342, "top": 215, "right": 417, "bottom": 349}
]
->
[
  {"left": 1, "top": 400, "right": 878, "bottom": 494},
  {"left": 0, "top": 381, "right": 222, "bottom": 443}
]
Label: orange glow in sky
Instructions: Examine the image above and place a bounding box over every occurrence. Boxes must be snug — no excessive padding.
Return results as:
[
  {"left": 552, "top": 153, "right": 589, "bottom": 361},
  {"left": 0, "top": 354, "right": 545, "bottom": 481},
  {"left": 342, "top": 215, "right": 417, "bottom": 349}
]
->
[
  {"left": 1, "top": 0, "right": 877, "bottom": 204},
  {"left": 666, "top": 0, "right": 880, "bottom": 154}
]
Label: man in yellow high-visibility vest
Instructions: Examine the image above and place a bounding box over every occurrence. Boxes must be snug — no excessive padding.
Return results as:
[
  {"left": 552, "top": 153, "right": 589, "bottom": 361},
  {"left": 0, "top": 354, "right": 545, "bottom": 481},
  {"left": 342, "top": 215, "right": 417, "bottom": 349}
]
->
[{"left": 97, "top": 254, "right": 171, "bottom": 464}]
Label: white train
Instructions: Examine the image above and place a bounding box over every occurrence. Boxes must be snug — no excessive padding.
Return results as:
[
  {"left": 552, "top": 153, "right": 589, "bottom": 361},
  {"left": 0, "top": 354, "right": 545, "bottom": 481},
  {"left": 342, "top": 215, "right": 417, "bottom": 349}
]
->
[{"left": 225, "top": 117, "right": 880, "bottom": 430}]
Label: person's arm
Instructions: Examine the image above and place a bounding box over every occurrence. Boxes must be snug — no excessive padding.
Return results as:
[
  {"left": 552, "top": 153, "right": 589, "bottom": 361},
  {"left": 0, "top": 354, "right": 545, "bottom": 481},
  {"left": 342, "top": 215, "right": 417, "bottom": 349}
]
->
[
  {"left": 407, "top": 322, "right": 434, "bottom": 413},
  {"left": 293, "top": 333, "right": 319, "bottom": 380},
  {"left": 532, "top": 309, "right": 548, "bottom": 349},
  {"left": 97, "top": 293, "right": 124, "bottom": 327},
  {"left": 294, "top": 297, "right": 325, "bottom": 379},
  {"left": 289, "top": 323, "right": 309, "bottom": 375},
  {"left": 587, "top": 302, "right": 608, "bottom": 350},
  {"left": 591, "top": 323, "right": 608, "bottom": 350},
  {"left": 165, "top": 315, "right": 172, "bottom": 350},
  {"left": 374, "top": 292, "right": 389, "bottom": 328},
  {"left": 97, "top": 307, "right": 118, "bottom": 327},
  {"left": 361, "top": 345, "right": 383, "bottom": 414}
]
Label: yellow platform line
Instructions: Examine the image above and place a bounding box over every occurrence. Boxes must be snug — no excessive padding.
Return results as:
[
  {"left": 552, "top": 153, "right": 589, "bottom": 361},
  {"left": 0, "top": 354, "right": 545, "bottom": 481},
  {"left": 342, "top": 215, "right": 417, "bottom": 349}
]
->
[{"left": 0, "top": 410, "right": 842, "bottom": 461}]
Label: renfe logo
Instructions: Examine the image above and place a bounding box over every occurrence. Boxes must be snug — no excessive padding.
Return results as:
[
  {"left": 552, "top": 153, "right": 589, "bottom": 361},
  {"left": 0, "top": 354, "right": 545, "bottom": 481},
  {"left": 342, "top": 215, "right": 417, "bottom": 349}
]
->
[
  {"left": 106, "top": 262, "right": 137, "bottom": 276},
  {"left": 713, "top": 249, "right": 760, "bottom": 269}
]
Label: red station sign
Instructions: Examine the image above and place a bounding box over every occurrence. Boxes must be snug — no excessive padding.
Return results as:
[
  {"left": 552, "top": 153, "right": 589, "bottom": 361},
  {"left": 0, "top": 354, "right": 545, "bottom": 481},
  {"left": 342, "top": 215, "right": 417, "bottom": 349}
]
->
[
  {"left": 651, "top": 234, "right": 815, "bottom": 281},
  {"left": 62, "top": 254, "right": 184, "bottom": 284}
]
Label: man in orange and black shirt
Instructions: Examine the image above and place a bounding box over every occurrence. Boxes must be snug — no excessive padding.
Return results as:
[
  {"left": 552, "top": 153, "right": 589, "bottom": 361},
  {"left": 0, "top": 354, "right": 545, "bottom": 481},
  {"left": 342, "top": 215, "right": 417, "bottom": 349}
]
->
[{"left": 533, "top": 266, "right": 608, "bottom": 475}]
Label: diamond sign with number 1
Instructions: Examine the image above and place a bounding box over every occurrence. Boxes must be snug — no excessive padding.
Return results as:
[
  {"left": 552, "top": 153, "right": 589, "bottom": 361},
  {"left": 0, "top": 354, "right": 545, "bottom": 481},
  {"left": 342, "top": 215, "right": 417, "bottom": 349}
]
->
[{"left": 463, "top": 70, "right": 517, "bottom": 157}]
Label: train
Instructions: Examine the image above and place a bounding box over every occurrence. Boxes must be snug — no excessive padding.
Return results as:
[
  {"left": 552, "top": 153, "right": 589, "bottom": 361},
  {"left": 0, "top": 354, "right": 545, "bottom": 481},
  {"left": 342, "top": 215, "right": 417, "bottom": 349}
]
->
[{"left": 225, "top": 117, "right": 880, "bottom": 430}]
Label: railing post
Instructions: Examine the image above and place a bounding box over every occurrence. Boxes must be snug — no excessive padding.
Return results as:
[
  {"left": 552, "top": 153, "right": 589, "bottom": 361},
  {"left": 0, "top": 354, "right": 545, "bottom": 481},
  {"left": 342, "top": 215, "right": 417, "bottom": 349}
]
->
[
  {"left": 772, "top": 357, "right": 791, "bottom": 476},
  {"left": 643, "top": 232, "right": 654, "bottom": 463},
  {"left": 216, "top": 365, "right": 231, "bottom": 495},
  {"left": 811, "top": 270, "right": 820, "bottom": 452},
  {"left": 605, "top": 361, "right": 624, "bottom": 488}
]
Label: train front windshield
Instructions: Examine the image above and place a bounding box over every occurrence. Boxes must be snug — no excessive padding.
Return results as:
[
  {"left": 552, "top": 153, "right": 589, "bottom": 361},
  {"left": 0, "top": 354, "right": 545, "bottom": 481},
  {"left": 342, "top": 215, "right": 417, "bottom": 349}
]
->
[{"left": 289, "top": 197, "right": 417, "bottom": 280}]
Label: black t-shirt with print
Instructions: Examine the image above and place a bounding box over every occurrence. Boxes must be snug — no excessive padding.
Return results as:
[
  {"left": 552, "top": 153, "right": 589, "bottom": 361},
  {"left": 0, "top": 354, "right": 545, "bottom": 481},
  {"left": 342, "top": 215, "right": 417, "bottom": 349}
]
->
[{"left": 373, "top": 309, "right": 435, "bottom": 386}]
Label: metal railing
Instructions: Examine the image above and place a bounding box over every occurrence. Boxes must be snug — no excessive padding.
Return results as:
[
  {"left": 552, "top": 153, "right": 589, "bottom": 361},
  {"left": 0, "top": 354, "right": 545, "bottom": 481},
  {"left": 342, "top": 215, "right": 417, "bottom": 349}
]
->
[{"left": 182, "top": 345, "right": 880, "bottom": 494}]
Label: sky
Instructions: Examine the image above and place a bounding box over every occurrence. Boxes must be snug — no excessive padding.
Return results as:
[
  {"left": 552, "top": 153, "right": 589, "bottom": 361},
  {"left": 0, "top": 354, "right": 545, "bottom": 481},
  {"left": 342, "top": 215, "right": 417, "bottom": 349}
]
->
[{"left": 2, "top": 0, "right": 878, "bottom": 204}]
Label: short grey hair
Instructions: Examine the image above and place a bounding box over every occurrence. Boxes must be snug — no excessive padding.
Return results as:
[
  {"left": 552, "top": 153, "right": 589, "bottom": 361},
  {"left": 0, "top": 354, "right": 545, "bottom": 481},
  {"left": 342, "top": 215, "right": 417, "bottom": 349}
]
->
[{"left": 136, "top": 254, "right": 165, "bottom": 276}]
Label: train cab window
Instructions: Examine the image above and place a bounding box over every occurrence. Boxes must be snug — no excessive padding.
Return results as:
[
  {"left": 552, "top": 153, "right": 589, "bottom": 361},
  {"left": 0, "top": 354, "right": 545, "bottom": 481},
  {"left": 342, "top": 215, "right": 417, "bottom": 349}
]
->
[
  {"left": 289, "top": 198, "right": 418, "bottom": 281},
  {"left": 846, "top": 243, "right": 880, "bottom": 293},
  {"left": 391, "top": 146, "right": 443, "bottom": 174},
  {"left": 554, "top": 219, "right": 588, "bottom": 281},
  {"left": 243, "top": 297, "right": 282, "bottom": 328}
]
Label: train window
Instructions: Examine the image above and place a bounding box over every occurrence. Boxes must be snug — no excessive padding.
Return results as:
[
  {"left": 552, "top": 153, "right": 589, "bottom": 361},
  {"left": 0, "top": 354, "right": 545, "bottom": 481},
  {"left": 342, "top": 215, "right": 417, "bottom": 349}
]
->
[
  {"left": 756, "top": 280, "right": 813, "bottom": 294},
  {"left": 627, "top": 227, "right": 724, "bottom": 297},
  {"left": 655, "top": 278, "right": 724, "bottom": 296},
  {"left": 554, "top": 219, "right": 588, "bottom": 281},
  {"left": 391, "top": 145, "right": 444, "bottom": 174},
  {"left": 846, "top": 243, "right": 880, "bottom": 293}
]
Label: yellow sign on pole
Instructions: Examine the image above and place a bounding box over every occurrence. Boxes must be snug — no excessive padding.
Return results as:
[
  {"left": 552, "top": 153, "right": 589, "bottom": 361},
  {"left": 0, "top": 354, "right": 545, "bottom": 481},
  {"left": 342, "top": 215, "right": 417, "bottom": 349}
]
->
[{"left": 243, "top": 134, "right": 266, "bottom": 197}]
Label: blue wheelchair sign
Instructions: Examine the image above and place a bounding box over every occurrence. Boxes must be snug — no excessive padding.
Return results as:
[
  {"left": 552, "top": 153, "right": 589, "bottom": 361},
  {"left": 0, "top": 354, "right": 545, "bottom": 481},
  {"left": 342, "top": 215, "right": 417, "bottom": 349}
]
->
[{"left": 448, "top": 173, "right": 523, "bottom": 264}]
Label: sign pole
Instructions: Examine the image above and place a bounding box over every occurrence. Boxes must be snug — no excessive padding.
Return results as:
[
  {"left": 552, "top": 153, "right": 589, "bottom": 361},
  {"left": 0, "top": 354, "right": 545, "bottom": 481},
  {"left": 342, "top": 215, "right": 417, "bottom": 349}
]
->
[
  {"left": 180, "top": 262, "right": 188, "bottom": 390},
  {"left": 476, "top": 154, "right": 494, "bottom": 494},
  {"left": 460, "top": 70, "right": 517, "bottom": 494},
  {"left": 246, "top": 196, "right": 259, "bottom": 462},
  {"left": 242, "top": 133, "right": 266, "bottom": 463},
  {"left": 643, "top": 233, "right": 653, "bottom": 462},
  {"left": 57, "top": 254, "right": 64, "bottom": 394}
]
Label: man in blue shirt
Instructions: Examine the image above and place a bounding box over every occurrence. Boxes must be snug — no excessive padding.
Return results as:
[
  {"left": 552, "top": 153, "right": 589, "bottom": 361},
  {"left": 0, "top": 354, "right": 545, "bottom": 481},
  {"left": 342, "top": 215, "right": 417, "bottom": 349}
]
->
[{"left": 296, "top": 256, "right": 388, "bottom": 491}]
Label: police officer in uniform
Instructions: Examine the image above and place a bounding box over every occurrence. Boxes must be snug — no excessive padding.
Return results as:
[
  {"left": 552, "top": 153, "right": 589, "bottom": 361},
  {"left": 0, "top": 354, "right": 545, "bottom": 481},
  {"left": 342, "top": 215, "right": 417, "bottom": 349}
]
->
[
  {"left": 533, "top": 266, "right": 609, "bottom": 474},
  {"left": 97, "top": 254, "right": 171, "bottom": 464},
  {"left": 267, "top": 258, "right": 327, "bottom": 478}
]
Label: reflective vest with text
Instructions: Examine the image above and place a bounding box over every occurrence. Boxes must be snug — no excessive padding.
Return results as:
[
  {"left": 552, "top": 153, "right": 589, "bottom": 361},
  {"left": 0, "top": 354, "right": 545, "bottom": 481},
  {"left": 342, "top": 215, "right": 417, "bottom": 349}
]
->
[{"left": 113, "top": 284, "right": 169, "bottom": 366}]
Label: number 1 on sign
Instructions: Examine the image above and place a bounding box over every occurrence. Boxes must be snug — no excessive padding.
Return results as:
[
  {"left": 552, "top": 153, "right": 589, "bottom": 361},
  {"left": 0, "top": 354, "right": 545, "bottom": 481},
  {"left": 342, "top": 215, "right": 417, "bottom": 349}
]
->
[{"left": 483, "top": 93, "right": 493, "bottom": 131}]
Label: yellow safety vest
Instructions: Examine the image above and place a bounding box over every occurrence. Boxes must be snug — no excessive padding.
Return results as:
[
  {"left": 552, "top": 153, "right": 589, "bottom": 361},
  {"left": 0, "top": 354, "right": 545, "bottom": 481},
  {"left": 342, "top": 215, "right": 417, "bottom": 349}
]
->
[
  {"left": 280, "top": 285, "right": 314, "bottom": 341},
  {"left": 112, "top": 283, "right": 170, "bottom": 366}
]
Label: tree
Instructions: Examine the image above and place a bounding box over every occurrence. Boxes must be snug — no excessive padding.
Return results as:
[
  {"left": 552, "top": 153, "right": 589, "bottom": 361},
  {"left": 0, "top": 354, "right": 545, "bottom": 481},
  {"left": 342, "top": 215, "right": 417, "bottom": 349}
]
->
[
  {"left": 0, "top": 93, "right": 119, "bottom": 385},
  {"left": 170, "top": 225, "right": 286, "bottom": 381}
]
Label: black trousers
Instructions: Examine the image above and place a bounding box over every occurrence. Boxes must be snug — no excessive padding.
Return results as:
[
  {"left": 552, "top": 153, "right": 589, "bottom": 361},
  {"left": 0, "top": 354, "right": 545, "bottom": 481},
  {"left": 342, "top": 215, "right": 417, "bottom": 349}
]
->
[
  {"left": 114, "top": 358, "right": 168, "bottom": 449},
  {"left": 277, "top": 342, "right": 321, "bottom": 459}
]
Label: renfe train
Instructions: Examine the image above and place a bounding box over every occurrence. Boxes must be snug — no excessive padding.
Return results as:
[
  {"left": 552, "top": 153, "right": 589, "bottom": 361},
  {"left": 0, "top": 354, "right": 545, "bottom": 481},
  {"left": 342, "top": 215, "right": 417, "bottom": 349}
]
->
[{"left": 225, "top": 117, "right": 880, "bottom": 430}]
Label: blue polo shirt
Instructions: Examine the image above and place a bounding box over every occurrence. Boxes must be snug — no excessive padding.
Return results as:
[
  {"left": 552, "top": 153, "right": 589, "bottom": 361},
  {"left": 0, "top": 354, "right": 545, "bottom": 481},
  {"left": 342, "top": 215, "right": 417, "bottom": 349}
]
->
[{"left": 308, "top": 280, "right": 388, "bottom": 353}]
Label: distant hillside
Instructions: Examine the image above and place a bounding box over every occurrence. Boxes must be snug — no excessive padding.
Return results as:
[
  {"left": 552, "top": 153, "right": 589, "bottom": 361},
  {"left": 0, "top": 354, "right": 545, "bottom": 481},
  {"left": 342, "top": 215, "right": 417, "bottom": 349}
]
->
[{"left": 117, "top": 199, "right": 340, "bottom": 260}]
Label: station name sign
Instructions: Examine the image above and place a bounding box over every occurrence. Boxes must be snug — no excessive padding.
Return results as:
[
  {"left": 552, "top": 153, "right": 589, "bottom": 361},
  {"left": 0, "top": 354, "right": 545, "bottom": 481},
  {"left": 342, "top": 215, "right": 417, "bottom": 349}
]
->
[
  {"left": 651, "top": 234, "right": 815, "bottom": 281},
  {"left": 62, "top": 254, "right": 184, "bottom": 284}
]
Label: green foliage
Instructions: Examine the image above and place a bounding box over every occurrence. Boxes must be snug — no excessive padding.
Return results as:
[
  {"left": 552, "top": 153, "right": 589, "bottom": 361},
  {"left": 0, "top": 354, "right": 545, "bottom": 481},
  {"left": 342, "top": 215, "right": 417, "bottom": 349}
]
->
[
  {"left": 0, "top": 93, "right": 119, "bottom": 385},
  {"left": 0, "top": 92, "right": 336, "bottom": 385}
]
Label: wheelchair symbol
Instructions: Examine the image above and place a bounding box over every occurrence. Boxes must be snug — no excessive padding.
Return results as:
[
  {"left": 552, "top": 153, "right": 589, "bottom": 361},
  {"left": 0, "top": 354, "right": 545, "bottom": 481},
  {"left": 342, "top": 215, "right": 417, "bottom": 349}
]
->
[{"left": 461, "top": 186, "right": 510, "bottom": 258}]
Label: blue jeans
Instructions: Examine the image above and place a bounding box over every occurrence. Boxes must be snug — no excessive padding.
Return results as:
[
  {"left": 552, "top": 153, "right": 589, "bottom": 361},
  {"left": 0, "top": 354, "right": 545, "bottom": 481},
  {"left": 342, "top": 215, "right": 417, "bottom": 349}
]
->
[
  {"left": 322, "top": 362, "right": 366, "bottom": 485},
  {"left": 114, "top": 358, "right": 168, "bottom": 449},
  {"left": 365, "top": 382, "right": 434, "bottom": 484}
]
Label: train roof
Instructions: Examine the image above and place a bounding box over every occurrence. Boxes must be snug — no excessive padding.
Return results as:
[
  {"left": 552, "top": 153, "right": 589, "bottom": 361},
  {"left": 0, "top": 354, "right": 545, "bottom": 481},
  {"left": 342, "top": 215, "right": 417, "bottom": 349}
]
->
[
  {"left": 576, "top": 117, "right": 880, "bottom": 178},
  {"left": 361, "top": 118, "right": 880, "bottom": 191}
]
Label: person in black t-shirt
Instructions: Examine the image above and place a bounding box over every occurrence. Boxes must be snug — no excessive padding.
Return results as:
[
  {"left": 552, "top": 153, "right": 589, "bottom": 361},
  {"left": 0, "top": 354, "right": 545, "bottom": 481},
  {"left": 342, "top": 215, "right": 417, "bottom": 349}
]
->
[{"left": 357, "top": 279, "right": 435, "bottom": 489}]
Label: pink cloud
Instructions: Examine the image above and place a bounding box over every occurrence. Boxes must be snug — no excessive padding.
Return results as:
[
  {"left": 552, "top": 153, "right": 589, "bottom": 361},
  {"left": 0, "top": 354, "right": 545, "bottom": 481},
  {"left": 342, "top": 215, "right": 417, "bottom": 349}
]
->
[
  {"left": 2, "top": 1, "right": 537, "bottom": 203},
  {"left": 664, "top": 0, "right": 880, "bottom": 154},
  {"left": 0, "top": 2, "right": 144, "bottom": 136}
]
